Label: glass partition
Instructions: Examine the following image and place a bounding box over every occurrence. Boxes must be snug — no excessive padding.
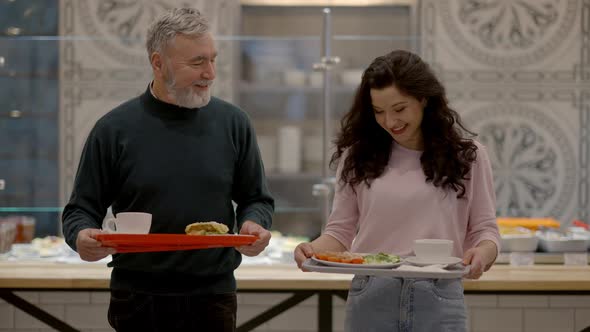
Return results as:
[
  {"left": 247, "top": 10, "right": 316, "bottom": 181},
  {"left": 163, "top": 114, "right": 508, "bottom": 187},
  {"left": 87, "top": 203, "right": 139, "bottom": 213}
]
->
[
  {"left": 0, "top": 0, "right": 60, "bottom": 236},
  {"left": 2, "top": 0, "right": 586, "bottom": 243},
  {"left": 239, "top": 4, "right": 416, "bottom": 238},
  {"left": 0, "top": 1, "right": 416, "bottom": 240}
]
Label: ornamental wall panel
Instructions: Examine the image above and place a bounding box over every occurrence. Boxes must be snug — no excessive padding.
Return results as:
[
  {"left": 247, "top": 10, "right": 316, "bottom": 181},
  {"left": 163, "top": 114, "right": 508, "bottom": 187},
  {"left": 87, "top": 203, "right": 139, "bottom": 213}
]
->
[{"left": 420, "top": 0, "right": 589, "bottom": 223}]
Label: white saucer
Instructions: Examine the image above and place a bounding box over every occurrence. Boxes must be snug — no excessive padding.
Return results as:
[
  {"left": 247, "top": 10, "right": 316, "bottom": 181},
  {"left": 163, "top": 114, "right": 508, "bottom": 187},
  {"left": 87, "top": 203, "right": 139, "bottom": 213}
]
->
[{"left": 404, "top": 256, "right": 463, "bottom": 267}]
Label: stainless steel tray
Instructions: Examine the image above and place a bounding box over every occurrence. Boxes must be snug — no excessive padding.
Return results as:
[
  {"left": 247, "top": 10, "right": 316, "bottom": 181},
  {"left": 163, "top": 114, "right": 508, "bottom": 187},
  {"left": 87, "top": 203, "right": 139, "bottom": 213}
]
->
[
  {"left": 538, "top": 237, "right": 588, "bottom": 252},
  {"left": 302, "top": 259, "right": 469, "bottom": 279}
]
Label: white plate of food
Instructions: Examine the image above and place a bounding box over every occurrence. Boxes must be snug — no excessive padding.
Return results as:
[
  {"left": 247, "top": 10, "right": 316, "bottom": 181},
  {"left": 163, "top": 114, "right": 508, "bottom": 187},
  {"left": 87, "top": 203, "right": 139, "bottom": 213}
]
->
[
  {"left": 303, "top": 258, "right": 469, "bottom": 279},
  {"left": 404, "top": 256, "right": 463, "bottom": 267},
  {"left": 312, "top": 252, "right": 402, "bottom": 269}
]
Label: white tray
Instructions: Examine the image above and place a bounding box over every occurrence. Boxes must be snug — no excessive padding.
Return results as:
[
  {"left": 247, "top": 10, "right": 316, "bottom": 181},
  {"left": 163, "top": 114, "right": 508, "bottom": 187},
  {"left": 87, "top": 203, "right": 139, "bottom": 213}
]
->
[{"left": 302, "top": 259, "right": 469, "bottom": 279}]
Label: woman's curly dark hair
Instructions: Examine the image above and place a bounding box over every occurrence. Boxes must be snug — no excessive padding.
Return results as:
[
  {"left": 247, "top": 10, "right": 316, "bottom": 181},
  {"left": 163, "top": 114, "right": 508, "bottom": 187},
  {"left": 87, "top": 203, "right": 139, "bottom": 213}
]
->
[{"left": 331, "top": 50, "right": 477, "bottom": 198}]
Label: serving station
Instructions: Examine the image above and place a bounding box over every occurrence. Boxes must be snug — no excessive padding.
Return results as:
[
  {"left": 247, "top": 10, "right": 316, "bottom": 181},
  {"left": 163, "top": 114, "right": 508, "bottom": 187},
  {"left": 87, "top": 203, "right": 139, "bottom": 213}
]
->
[{"left": 1, "top": 260, "right": 589, "bottom": 332}]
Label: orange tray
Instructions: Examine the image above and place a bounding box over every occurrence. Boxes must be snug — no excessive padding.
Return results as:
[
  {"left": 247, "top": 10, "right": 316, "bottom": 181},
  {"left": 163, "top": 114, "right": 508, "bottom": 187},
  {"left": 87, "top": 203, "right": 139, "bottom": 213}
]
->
[{"left": 94, "top": 234, "right": 257, "bottom": 253}]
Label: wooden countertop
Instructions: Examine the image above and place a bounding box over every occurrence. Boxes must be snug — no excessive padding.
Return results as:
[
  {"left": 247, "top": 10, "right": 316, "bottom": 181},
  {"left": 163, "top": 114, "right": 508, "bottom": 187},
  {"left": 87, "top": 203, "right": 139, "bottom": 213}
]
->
[{"left": 0, "top": 261, "right": 589, "bottom": 292}]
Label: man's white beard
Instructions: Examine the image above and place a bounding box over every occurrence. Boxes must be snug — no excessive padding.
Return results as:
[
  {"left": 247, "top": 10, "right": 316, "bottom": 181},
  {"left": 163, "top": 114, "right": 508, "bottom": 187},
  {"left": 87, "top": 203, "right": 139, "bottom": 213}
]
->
[{"left": 164, "top": 72, "right": 212, "bottom": 109}]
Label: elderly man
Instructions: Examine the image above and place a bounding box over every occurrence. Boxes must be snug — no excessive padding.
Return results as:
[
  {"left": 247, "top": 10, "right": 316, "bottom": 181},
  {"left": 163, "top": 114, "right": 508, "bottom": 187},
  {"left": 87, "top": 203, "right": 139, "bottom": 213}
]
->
[{"left": 62, "top": 8, "right": 274, "bottom": 332}]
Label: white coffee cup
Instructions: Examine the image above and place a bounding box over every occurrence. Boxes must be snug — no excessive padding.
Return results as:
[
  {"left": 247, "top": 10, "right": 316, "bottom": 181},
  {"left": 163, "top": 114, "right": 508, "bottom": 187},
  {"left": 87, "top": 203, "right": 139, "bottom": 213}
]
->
[
  {"left": 104, "top": 212, "right": 152, "bottom": 234},
  {"left": 413, "top": 239, "right": 453, "bottom": 258}
]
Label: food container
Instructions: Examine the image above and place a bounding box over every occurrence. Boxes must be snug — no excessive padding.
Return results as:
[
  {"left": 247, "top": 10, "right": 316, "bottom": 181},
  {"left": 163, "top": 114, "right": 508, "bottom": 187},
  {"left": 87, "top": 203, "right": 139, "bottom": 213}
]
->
[
  {"left": 537, "top": 230, "right": 588, "bottom": 252},
  {"left": 567, "top": 227, "right": 590, "bottom": 250},
  {"left": 2, "top": 216, "right": 36, "bottom": 243},
  {"left": 499, "top": 226, "right": 538, "bottom": 252},
  {"left": 0, "top": 222, "right": 17, "bottom": 254},
  {"left": 500, "top": 235, "right": 539, "bottom": 252}
]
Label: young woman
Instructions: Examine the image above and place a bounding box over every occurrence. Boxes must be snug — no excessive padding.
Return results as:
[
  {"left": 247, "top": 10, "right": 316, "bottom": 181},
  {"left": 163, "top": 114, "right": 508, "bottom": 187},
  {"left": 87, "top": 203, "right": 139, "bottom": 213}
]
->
[{"left": 294, "top": 50, "right": 500, "bottom": 332}]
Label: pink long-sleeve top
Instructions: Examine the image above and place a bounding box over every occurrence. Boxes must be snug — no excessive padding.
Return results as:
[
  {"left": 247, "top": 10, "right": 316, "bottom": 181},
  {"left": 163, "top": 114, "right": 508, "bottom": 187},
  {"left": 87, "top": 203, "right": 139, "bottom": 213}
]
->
[{"left": 324, "top": 140, "right": 500, "bottom": 257}]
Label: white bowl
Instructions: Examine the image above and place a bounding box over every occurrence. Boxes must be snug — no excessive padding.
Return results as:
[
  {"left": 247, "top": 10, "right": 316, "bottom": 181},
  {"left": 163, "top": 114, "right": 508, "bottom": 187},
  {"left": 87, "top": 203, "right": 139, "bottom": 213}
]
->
[
  {"left": 500, "top": 235, "right": 539, "bottom": 252},
  {"left": 413, "top": 239, "right": 453, "bottom": 258}
]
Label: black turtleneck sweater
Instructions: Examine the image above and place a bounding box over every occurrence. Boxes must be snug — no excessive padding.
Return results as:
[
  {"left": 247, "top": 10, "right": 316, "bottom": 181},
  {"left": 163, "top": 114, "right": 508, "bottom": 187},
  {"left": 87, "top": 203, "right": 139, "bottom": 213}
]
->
[{"left": 62, "top": 87, "right": 274, "bottom": 294}]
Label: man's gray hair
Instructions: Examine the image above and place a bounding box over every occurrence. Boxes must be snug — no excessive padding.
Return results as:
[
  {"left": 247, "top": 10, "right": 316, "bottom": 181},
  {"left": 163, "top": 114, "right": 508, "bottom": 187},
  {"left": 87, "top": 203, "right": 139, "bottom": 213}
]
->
[{"left": 146, "top": 8, "right": 210, "bottom": 58}]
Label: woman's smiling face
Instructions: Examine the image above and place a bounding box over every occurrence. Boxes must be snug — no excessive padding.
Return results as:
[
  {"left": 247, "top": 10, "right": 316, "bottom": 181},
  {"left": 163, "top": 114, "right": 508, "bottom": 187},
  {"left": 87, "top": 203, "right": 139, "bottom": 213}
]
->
[{"left": 370, "top": 84, "right": 426, "bottom": 150}]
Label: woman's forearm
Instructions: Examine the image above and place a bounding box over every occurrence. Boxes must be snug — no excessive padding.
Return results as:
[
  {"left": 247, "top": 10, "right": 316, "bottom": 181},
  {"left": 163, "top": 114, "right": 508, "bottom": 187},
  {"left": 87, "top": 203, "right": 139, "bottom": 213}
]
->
[{"left": 311, "top": 234, "right": 347, "bottom": 253}]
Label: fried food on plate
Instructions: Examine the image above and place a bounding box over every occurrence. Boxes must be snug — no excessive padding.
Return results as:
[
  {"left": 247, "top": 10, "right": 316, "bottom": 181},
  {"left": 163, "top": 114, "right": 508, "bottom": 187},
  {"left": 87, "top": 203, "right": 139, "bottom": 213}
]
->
[
  {"left": 314, "top": 251, "right": 365, "bottom": 264},
  {"left": 314, "top": 251, "right": 400, "bottom": 264}
]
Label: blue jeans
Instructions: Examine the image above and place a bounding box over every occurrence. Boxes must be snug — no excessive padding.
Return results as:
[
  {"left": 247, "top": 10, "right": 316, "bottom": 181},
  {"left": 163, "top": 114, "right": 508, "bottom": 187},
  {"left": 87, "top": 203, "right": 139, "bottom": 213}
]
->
[
  {"left": 345, "top": 276, "right": 467, "bottom": 332},
  {"left": 107, "top": 289, "right": 237, "bottom": 332}
]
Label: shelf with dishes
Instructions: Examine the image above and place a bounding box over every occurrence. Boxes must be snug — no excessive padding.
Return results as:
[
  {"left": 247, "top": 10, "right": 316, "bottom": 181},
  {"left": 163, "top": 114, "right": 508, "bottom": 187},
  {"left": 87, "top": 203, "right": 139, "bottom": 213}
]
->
[
  {"left": 238, "top": 82, "right": 356, "bottom": 94},
  {"left": 252, "top": 118, "right": 338, "bottom": 175},
  {"left": 237, "top": 68, "right": 362, "bottom": 93}
]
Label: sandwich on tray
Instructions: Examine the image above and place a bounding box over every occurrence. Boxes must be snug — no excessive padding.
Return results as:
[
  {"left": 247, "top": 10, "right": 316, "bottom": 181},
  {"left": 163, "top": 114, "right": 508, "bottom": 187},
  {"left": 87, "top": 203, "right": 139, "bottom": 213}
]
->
[{"left": 185, "top": 221, "right": 229, "bottom": 235}]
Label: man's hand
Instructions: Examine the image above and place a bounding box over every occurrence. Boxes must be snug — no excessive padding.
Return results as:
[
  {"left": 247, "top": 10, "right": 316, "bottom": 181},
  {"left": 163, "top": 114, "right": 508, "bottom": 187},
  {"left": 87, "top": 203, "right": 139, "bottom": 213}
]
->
[
  {"left": 76, "top": 228, "right": 116, "bottom": 262},
  {"left": 463, "top": 240, "right": 498, "bottom": 279},
  {"left": 235, "top": 221, "right": 271, "bottom": 257}
]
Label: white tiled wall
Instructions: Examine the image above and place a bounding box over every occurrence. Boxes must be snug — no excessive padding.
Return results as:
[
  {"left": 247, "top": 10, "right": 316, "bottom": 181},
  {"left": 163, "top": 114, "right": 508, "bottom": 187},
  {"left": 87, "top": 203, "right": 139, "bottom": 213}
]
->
[{"left": 0, "top": 293, "right": 588, "bottom": 332}]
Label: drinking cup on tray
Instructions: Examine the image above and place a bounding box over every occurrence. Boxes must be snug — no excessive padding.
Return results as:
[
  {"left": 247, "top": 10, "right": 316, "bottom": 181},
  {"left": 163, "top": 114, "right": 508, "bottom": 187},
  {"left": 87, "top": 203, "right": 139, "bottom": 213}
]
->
[{"left": 103, "top": 212, "right": 152, "bottom": 234}]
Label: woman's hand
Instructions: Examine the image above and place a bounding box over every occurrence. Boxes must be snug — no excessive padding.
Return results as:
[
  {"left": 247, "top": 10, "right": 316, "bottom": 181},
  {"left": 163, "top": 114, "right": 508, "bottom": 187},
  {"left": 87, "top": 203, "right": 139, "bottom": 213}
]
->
[
  {"left": 463, "top": 240, "right": 498, "bottom": 279},
  {"left": 294, "top": 242, "right": 315, "bottom": 270},
  {"left": 293, "top": 235, "right": 347, "bottom": 271}
]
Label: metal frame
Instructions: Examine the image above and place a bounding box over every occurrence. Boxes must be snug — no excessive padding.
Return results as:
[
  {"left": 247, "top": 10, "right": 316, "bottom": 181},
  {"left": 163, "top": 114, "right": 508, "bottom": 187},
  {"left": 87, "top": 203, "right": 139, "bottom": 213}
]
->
[
  {"left": 311, "top": 1, "right": 421, "bottom": 231},
  {"left": 236, "top": 289, "right": 349, "bottom": 332},
  {"left": 3, "top": 287, "right": 590, "bottom": 332},
  {"left": 0, "top": 288, "right": 349, "bottom": 332},
  {"left": 312, "top": 7, "right": 339, "bottom": 231}
]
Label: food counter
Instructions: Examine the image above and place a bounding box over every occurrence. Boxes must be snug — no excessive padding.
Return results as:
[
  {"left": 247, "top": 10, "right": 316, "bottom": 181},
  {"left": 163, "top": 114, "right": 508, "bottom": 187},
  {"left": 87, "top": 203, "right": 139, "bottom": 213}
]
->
[{"left": 1, "top": 261, "right": 590, "bottom": 332}]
